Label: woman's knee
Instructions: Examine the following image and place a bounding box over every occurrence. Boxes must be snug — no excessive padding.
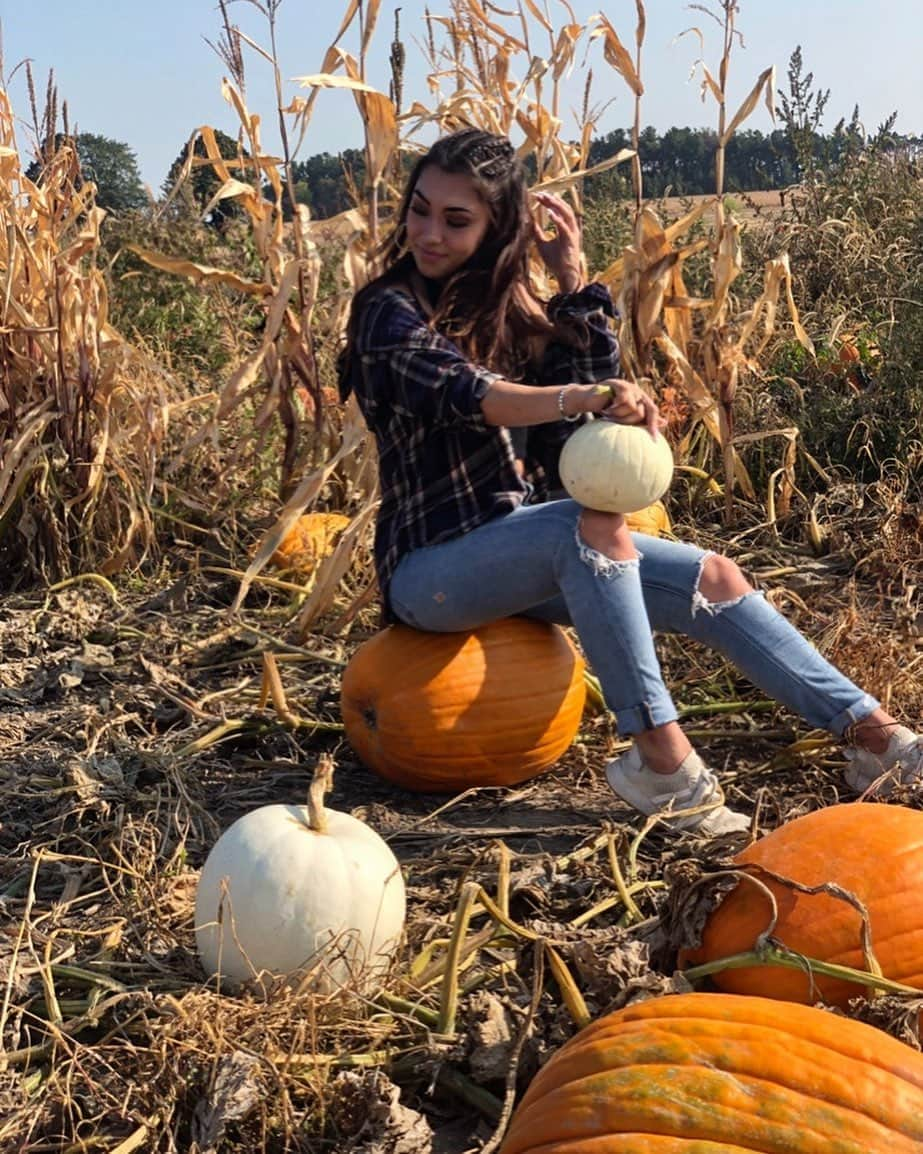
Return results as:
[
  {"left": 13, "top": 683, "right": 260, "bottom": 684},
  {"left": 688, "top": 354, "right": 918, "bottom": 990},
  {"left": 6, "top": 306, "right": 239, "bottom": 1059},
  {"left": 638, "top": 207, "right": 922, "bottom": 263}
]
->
[
  {"left": 577, "top": 509, "right": 638, "bottom": 561},
  {"left": 698, "top": 552, "right": 752, "bottom": 601}
]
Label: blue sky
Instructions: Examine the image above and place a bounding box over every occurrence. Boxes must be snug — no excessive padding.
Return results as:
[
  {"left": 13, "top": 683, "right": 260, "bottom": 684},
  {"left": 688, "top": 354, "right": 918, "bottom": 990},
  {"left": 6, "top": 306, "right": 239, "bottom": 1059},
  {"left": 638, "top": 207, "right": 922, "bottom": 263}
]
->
[{"left": 3, "top": 1, "right": 920, "bottom": 192}]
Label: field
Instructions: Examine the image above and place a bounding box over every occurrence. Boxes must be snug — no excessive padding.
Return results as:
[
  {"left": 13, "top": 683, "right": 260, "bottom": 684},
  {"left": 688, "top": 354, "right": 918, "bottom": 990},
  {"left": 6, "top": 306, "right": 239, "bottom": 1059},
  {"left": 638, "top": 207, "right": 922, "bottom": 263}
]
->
[
  {"left": 660, "top": 187, "right": 785, "bottom": 222},
  {"left": 3, "top": 0, "right": 923, "bottom": 1149},
  {"left": 2, "top": 482, "right": 921, "bottom": 1150}
]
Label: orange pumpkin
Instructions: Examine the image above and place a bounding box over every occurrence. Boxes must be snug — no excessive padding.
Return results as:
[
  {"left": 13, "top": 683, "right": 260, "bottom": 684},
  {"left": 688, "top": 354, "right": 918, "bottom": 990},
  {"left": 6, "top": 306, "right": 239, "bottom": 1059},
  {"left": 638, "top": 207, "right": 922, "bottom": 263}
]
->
[
  {"left": 500, "top": 992, "right": 923, "bottom": 1153},
  {"left": 625, "top": 499, "right": 671, "bottom": 537},
  {"left": 838, "top": 336, "right": 862, "bottom": 365},
  {"left": 269, "top": 513, "right": 350, "bottom": 575},
  {"left": 680, "top": 802, "right": 923, "bottom": 1007},
  {"left": 340, "top": 617, "right": 586, "bottom": 792}
]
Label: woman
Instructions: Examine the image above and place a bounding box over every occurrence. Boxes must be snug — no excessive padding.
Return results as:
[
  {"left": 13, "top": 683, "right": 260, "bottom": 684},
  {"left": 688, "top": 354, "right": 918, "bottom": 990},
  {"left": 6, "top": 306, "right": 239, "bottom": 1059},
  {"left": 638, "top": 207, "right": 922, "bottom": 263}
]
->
[{"left": 338, "top": 127, "right": 921, "bottom": 835}]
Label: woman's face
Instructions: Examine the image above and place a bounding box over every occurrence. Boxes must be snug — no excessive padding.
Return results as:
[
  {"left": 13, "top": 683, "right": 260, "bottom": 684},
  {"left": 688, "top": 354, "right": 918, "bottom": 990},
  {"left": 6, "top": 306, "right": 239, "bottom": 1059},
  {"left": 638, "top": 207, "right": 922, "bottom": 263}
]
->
[{"left": 405, "top": 165, "right": 491, "bottom": 281}]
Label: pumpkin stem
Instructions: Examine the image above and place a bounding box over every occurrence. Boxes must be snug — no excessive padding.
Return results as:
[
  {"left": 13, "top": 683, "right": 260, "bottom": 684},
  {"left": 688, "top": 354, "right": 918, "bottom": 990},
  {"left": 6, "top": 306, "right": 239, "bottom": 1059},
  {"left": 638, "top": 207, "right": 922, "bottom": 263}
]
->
[{"left": 307, "top": 753, "right": 335, "bottom": 833}]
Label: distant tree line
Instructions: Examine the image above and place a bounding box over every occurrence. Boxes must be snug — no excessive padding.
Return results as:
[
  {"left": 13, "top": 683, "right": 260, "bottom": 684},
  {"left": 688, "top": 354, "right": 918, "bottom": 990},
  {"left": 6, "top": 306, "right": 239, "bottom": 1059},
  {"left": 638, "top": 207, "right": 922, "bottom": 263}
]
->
[
  {"left": 26, "top": 121, "right": 921, "bottom": 223},
  {"left": 290, "top": 123, "right": 920, "bottom": 220}
]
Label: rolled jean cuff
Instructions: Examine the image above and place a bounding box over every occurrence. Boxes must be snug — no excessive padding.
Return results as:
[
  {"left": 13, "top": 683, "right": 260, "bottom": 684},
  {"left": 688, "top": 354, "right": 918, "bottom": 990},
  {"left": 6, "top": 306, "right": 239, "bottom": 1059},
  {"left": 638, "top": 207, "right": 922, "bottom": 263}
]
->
[
  {"left": 613, "top": 698, "right": 679, "bottom": 734},
  {"left": 825, "top": 693, "right": 880, "bottom": 737}
]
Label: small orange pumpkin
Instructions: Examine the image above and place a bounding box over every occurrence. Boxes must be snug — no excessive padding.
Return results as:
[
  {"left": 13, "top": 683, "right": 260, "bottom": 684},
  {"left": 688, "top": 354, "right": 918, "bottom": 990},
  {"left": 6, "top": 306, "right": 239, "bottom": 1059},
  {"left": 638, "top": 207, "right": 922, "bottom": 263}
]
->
[
  {"left": 838, "top": 336, "right": 862, "bottom": 365},
  {"left": 340, "top": 617, "right": 586, "bottom": 792},
  {"left": 500, "top": 992, "right": 923, "bottom": 1153},
  {"left": 269, "top": 512, "right": 350, "bottom": 575},
  {"left": 625, "top": 499, "right": 671, "bottom": 537},
  {"left": 680, "top": 802, "right": 923, "bottom": 1007}
]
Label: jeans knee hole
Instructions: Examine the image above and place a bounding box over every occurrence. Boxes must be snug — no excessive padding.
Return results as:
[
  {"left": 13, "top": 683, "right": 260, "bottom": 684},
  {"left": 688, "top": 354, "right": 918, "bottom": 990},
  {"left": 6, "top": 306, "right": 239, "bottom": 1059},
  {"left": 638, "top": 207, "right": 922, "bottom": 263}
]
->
[{"left": 574, "top": 523, "right": 640, "bottom": 580}]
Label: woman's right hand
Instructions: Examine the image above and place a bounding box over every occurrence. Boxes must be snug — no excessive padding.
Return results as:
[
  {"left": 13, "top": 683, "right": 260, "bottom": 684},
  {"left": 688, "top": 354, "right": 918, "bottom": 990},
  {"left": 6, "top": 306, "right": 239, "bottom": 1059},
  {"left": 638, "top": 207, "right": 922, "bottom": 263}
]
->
[{"left": 562, "top": 380, "right": 663, "bottom": 437}]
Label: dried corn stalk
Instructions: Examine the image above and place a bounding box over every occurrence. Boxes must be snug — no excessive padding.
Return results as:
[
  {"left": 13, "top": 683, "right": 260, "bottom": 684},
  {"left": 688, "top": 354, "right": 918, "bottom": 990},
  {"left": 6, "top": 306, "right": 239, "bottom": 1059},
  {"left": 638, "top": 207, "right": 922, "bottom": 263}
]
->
[
  {"left": 0, "top": 81, "right": 162, "bottom": 579},
  {"left": 138, "top": 0, "right": 819, "bottom": 619},
  {"left": 593, "top": 1, "right": 813, "bottom": 516}
]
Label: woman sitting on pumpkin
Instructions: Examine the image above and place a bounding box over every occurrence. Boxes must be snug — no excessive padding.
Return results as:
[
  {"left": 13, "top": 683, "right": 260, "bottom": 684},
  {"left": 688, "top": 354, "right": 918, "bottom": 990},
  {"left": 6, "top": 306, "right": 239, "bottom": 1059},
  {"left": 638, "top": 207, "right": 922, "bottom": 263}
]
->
[{"left": 337, "top": 126, "right": 922, "bottom": 835}]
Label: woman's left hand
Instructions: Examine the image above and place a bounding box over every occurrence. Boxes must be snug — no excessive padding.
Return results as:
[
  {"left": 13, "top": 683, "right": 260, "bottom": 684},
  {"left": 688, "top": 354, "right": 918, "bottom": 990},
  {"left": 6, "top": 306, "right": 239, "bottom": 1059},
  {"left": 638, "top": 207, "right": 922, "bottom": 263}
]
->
[
  {"left": 532, "top": 191, "right": 583, "bottom": 292},
  {"left": 595, "top": 379, "right": 664, "bottom": 438}
]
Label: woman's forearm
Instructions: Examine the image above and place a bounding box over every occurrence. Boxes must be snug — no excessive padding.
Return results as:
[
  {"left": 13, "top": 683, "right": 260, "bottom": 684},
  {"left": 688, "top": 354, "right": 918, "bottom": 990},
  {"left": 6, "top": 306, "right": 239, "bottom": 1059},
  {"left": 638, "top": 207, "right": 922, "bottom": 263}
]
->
[
  {"left": 481, "top": 380, "right": 616, "bottom": 427},
  {"left": 480, "top": 380, "right": 572, "bottom": 427},
  {"left": 482, "top": 378, "right": 659, "bottom": 433}
]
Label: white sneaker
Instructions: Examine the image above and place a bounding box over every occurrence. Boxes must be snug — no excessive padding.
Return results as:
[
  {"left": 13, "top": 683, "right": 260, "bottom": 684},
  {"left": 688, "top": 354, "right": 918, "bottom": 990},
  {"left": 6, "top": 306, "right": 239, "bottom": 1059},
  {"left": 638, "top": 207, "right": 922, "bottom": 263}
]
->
[
  {"left": 843, "top": 726, "right": 923, "bottom": 796},
  {"left": 605, "top": 746, "right": 751, "bottom": 836}
]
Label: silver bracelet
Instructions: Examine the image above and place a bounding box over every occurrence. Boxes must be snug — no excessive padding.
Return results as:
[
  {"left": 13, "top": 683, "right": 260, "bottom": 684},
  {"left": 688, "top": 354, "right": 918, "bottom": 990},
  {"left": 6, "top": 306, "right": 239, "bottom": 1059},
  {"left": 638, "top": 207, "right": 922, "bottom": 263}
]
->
[{"left": 557, "top": 386, "right": 580, "bottom": 423}]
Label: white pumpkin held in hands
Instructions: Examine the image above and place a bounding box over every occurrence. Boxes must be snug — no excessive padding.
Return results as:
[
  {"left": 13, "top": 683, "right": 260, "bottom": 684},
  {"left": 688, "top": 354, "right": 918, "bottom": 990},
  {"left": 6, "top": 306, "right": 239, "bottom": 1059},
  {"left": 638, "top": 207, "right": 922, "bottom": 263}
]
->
[
  {"left": 559, "top": 417, "right": 674, "bottom": 514},
  {"left": 195, "top": 755, "right": 406, "bottom": 990}
]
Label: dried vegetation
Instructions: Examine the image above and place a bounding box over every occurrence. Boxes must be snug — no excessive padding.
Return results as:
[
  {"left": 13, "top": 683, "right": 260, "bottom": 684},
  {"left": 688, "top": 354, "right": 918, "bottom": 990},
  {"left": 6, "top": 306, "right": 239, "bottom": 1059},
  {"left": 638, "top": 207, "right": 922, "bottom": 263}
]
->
[{"left": 1, "top": 0, "right": 922, "bottom": 1150}]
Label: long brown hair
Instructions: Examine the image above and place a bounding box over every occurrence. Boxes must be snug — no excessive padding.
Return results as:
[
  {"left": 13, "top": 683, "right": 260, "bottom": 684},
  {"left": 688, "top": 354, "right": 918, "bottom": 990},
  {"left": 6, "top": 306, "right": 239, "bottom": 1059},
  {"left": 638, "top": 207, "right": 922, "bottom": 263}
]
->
[{"left": 338, "top": 128, "right": 570, "bottom": 401}]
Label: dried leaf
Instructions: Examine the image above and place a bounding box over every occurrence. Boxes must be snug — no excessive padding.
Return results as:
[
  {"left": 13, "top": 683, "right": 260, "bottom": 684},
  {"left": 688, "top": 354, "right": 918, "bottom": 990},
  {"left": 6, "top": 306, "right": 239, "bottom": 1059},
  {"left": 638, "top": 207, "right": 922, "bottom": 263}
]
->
[
  {"left": 294, "top": 72, "right": 382, "bottom": 94},
  {"left": 198, "top": 125, "right": 234, "bottom": 184},
  {"left": 295, "top": 491, "right": 378, "bottom": 635},
  {"left": 361, "top": 0, "right": 383, "bottom": 56},
  {"left": 466, "top": 0, "right": 527, "bottom": 50},
  {"left": 329, "top": 1070, "right": 433, "bottom": 1154},
  {"left": 709, "top": 215, "right": 742, "bottom": 324},
  {"left": 551, "top": 24, "right": 583, "bottom": 81},
  {"left": 522, "top": 0, "right": 553, "bottom": 33},
  {"left": 699, "top": 63, "right": 723, "bottom": 106},
  {"left": 215, "top": 347, "right": 269, "bottom": 422},
  {"left": 589, "top": 13, "right": 643, "bottom": 96},
  {"left": 779, "top": 253, "right": 815, "bottom": 355},
  {"left": 191, "top": 1052, "right": 263, "bottom": 1154},
  {"left": 721, "top": 65, "right": 775, "bottom": 145},
  {"left": 331, "top": 0, "right": 361, "bottom": 47},
  {"left": 232, "top": 417, "right": 371, "bottom": 614},
  {"left": 125, "top": 248, "right": 272, "bottom": 298},
  {"left": 200, "top": 177, "right": 261, "bottom": 223},
  {"left": 531, "top": 147, "right": 635, "bottom": 193},
  {"left": 634, "top": 0, "right": 646, "bottom": 49},
  {"left": 356, "top": 90, "right": 399, "bottom": 187}
]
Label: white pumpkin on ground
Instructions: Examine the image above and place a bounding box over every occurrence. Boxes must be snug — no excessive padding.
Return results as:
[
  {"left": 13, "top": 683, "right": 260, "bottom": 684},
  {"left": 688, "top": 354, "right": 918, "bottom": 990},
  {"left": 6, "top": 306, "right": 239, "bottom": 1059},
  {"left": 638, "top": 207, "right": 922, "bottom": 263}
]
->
[
  {"left": 559, "top": 419, "right": 674, "bottom": 513},
  {"left": 195, "top": 758, "right": 405, "bottom": 990}
]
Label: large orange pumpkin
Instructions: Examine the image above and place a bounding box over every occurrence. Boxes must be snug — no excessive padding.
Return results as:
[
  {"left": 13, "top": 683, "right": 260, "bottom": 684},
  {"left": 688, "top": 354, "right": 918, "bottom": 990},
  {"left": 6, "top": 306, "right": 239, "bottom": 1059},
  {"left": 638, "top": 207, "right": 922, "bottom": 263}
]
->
[
  {"left": 500, "top": 992, "right": 923, "bottom": 1153},
  {"left": 340, "top": 617, "right": 586, "bottom": 791},
  {"left": 680, "top": 802, "right": 923, "bottom": 1007}
]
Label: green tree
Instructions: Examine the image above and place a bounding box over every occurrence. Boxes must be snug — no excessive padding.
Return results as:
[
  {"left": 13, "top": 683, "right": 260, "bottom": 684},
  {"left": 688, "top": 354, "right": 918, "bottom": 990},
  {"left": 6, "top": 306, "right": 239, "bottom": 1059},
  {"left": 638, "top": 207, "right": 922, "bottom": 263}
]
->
[
  {"left": 287, "top": 149, "right": 367, "bottom": 219},
  {"left": 26, "top": 132, "right": 146, "bottom": 213},
  {"left": 163, "top": 129, "right": 249, "bottom": 230}
]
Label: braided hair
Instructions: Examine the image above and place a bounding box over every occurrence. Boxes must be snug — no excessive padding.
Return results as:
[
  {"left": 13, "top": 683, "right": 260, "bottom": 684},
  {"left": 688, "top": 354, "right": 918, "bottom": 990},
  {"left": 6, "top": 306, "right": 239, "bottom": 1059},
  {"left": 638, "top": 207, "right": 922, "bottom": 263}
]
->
[{"left": 339, "top": 127, "right": 565, "bottom": 400}]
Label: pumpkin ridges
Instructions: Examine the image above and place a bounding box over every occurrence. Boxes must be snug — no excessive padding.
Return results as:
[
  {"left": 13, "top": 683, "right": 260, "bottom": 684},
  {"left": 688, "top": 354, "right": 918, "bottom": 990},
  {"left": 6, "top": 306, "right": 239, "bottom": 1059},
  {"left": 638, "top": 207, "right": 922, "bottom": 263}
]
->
[
  {"left": 516, "top": 1011, "right": 923, "bottom": 1105},
  {"left": 500, "top": 994, "right": 923, "bottom": 1154},
  {"left": 679, "top": 803, "right": 923, "bottom": 1005},
  {"left": 506, "top": 1139, "right": 758, "bottom": 1153},
  {"left": 505, "top": 1068, "right": 917, "bottom": 1154},
  {"left": 194, "top": 803, "right": 405, "bottom": 988},
  {"left": 559, "top": 421, "right": 674, "bottom": 513},
  {"left": 505, "top": 1139, "right": 756, "bottom": 1153},
  {"left": 341, "top": 618, "right": 586, "bottom": 791}
]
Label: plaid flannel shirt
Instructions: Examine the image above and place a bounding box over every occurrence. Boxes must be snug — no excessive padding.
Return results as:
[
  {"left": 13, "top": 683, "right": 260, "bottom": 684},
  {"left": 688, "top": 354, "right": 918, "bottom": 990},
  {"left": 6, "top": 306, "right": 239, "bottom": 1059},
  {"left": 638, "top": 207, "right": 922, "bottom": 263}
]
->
[{"left": 347, "top": 281, "right": 620, "bottom": 619}]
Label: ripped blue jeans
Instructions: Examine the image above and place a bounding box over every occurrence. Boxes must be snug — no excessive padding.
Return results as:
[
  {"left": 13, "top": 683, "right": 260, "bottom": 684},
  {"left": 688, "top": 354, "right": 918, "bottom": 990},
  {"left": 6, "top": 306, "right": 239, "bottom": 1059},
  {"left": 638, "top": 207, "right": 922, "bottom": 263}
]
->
[{"left": 388, "top": 498, "right": 878, "bottom": 737}]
